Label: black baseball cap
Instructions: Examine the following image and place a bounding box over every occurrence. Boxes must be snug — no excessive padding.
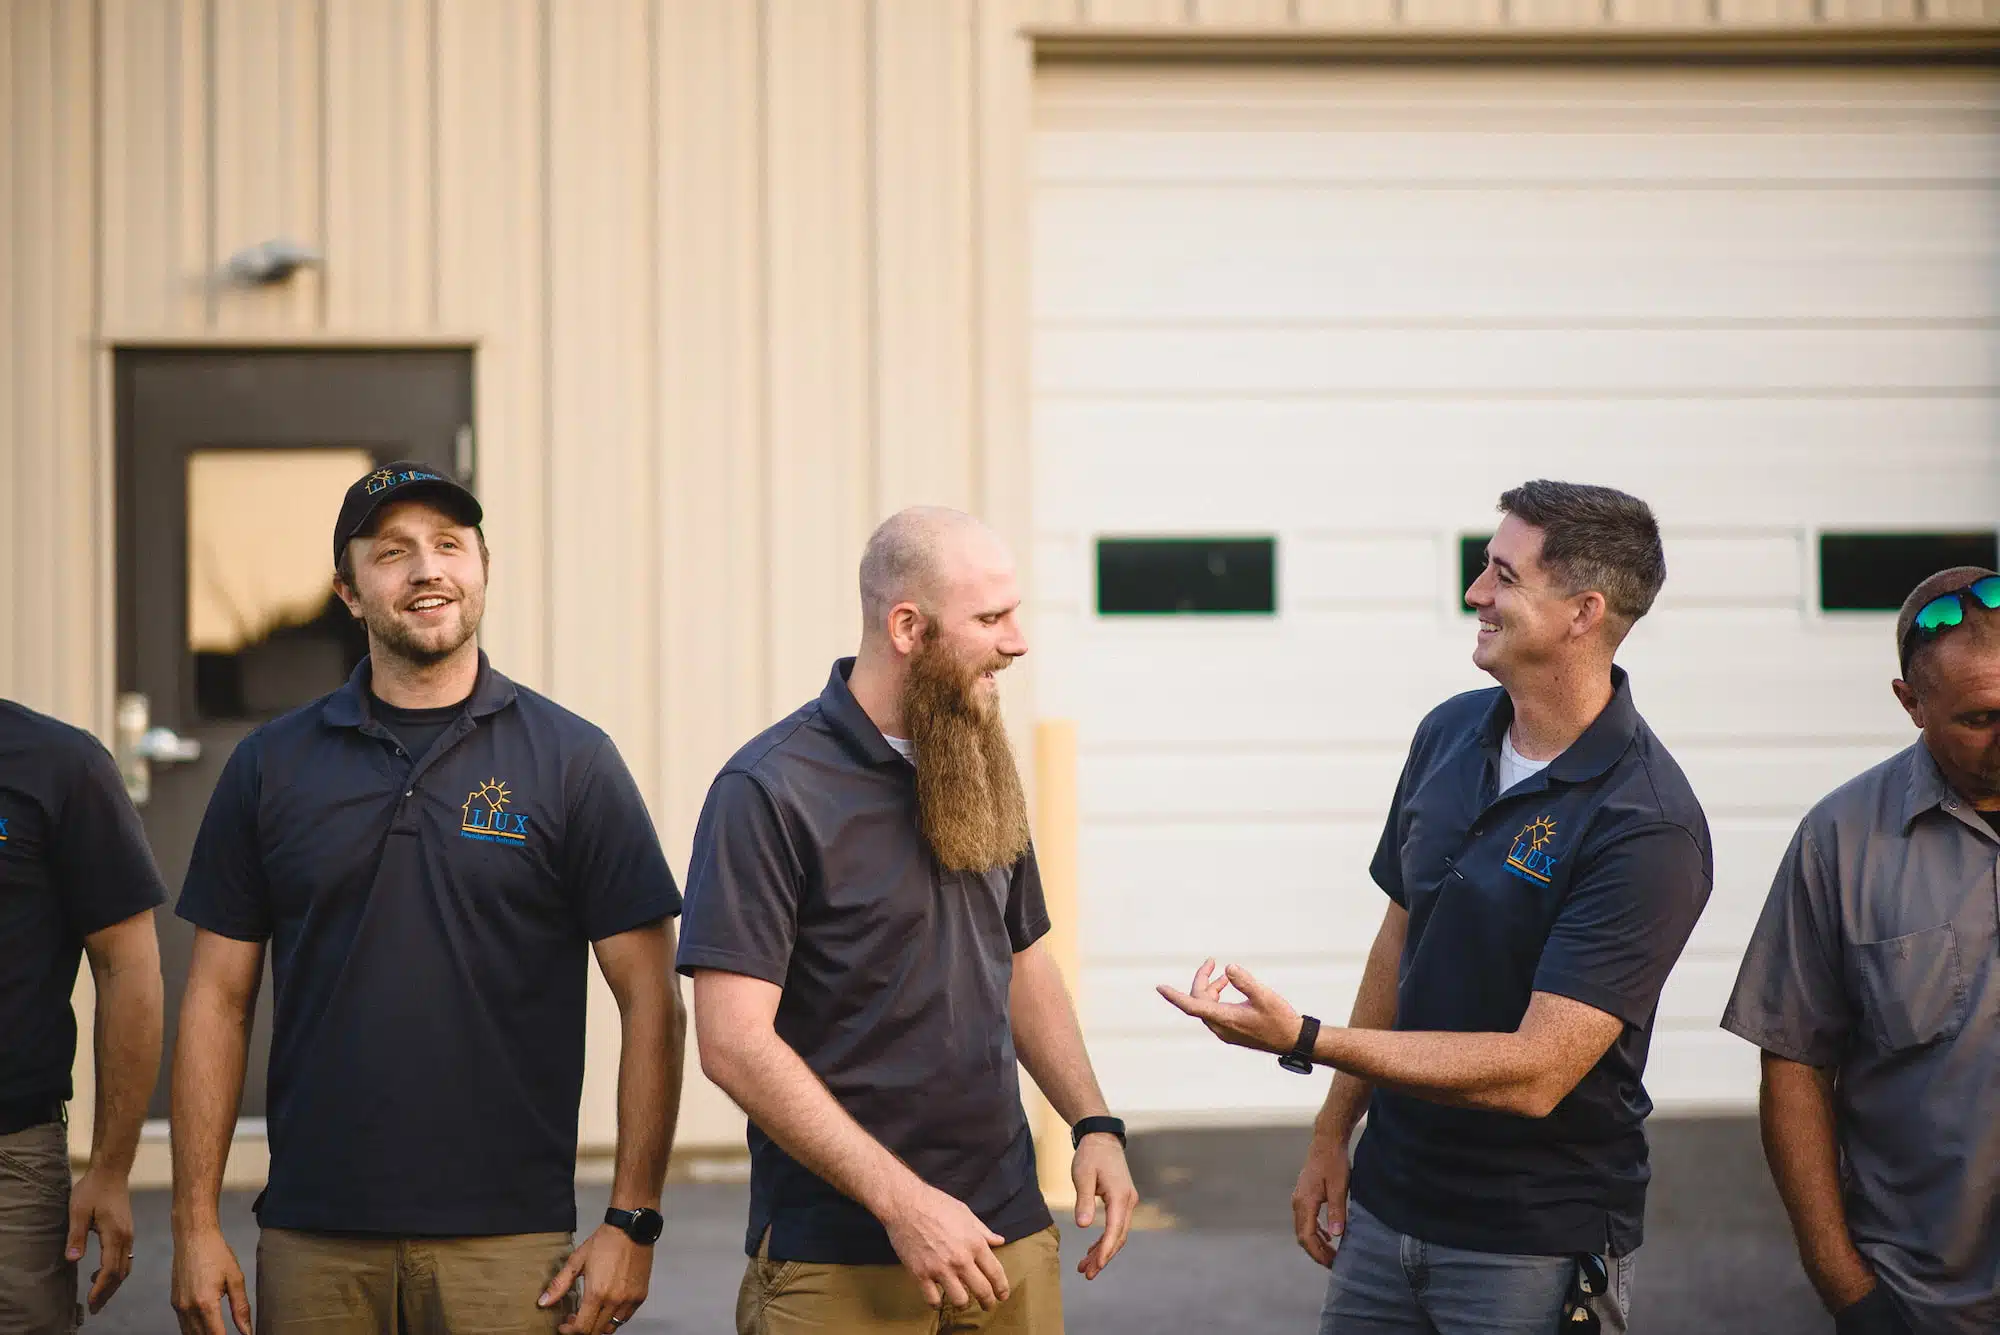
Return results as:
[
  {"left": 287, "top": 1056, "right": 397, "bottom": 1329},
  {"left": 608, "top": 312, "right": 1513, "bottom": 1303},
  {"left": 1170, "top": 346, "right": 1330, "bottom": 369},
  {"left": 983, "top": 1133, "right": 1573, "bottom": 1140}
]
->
[{"left": 332, "top": 460, "right": 484, "bottom": 563}]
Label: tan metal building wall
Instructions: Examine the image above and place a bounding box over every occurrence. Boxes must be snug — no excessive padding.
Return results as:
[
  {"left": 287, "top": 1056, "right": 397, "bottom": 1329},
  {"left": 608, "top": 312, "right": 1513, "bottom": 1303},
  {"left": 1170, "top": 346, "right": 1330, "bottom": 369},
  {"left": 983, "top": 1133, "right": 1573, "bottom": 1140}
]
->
[{"left": 3, "top": 0, "right": 1995, "bottom": 1159}]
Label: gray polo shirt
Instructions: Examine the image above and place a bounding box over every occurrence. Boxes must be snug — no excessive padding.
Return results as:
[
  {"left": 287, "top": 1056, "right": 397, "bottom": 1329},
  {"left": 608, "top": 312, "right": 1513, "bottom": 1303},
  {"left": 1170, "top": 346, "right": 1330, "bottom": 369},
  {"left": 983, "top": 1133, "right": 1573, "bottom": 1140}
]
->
[
  {"left": 1723, "top": 742, "right": 1999, "bottom": 1334},
  {"left": 676, "top": 659, "right": 1055, "bottom": 1265}
]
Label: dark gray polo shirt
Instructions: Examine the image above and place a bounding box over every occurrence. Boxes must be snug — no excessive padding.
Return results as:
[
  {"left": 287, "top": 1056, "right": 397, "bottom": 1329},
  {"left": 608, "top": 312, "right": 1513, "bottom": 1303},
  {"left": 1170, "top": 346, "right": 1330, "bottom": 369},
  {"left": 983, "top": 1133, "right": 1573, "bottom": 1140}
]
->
[
  {"left": 1724, "top": 742, "right": 2000, "bottom": 1335},
  {"left": 675, "top": 658, "right": 1055, "bottom": 1265}
]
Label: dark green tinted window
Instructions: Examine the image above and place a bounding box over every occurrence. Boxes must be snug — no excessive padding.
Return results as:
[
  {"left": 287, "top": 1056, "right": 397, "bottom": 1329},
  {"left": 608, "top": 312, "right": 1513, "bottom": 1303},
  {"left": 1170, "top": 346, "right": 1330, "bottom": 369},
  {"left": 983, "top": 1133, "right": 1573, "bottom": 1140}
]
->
[
  {"left": 1458, "top": 534, "right": 1493, "bottom": 613},
  {"left": 1819, "top": 533, "right": 1999, "bottom": 611},
  {"left": 1096, "top": 537, "right": 1276, "bottom": 615}
]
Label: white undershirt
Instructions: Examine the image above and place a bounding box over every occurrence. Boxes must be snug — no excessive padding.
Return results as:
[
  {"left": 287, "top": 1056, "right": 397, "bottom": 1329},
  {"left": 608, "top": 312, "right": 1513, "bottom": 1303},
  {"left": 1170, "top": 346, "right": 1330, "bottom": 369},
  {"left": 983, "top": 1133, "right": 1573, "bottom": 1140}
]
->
[
  {"left": 883, "top": 733, "right": 915, "bottom": 763},
  {"left": 1498, "top": 729, "right": 1553, "bottom": 794}
]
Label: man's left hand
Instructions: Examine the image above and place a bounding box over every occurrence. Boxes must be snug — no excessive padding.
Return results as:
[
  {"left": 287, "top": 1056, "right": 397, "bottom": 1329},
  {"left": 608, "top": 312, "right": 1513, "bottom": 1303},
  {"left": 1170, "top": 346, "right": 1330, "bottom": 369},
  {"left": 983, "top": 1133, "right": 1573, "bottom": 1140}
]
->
[
  {"left": 540, "top": 1223, "right": 652, "bottom": 1335},
  {"left": 1158, "top": 959, "right": 1302, "bottom": 1055},
  {"left": 1071, "top": 1134, "right": 1139, "bottom": 1280},
  {"left": 66, "top": 1166, "right": 135, "bottom": 1314}
]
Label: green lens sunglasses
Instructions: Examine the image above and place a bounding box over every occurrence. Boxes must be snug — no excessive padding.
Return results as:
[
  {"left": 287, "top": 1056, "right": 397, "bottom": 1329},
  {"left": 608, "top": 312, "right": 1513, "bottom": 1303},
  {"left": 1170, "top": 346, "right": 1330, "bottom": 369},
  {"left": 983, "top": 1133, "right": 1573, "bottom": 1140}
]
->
[{"left": 1902, "top": 575, "right": 2000, "bottom": 673}]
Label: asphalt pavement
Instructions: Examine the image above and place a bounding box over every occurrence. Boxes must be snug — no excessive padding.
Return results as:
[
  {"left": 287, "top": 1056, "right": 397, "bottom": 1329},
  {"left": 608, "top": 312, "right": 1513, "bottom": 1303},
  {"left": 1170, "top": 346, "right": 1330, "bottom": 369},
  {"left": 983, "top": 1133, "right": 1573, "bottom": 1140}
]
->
[{"left": 87, "top": 1118, "right": 1826, "bottom": 1334}]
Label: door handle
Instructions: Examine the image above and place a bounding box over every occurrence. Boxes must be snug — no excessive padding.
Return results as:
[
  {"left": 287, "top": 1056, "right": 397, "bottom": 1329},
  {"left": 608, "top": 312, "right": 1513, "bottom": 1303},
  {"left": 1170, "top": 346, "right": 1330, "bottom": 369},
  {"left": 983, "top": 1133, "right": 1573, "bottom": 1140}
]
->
[{"left": 116, "top": 692, "right": 201, "bottom": 806}]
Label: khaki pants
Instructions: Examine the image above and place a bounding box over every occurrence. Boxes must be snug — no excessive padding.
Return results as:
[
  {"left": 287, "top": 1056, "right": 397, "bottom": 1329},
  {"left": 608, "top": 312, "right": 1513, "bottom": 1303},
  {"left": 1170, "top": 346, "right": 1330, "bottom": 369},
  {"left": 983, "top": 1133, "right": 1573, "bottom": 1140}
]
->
[
  {"left": 256, "top": 1226, "right": 577, "bottom": 1335},
  {"left": 0, "top": 1121, "right": 76, "bottom": 1335},
  {"left": 737, "top": 1226, "right": 1064, "bottom": 1335}
]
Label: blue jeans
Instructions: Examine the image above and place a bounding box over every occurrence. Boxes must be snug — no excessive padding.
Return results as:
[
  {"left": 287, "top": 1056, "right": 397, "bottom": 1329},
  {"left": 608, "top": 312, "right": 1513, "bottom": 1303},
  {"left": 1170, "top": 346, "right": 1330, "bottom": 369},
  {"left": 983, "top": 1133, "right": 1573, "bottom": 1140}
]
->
[{"left": 1318, "top": 1200, "right": 1634, "bottom": 1335}]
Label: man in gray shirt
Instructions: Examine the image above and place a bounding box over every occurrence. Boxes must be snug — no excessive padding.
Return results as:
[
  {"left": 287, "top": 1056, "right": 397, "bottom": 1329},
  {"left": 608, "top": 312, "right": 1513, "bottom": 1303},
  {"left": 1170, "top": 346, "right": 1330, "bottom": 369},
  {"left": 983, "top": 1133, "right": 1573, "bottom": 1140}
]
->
[{"left": 1724, "top": 565, "right": 2000, "bottom": 1335}]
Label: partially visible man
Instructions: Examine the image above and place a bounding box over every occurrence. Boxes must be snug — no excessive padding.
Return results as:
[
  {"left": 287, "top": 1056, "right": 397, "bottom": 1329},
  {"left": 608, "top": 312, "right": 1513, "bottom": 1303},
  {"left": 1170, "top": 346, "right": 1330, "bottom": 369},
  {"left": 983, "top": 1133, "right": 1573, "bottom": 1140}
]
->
[
  {"left": 1161, "top": 481, "right": 1712, "bottom": 1335},
  {"left": 680, "top": 506, "right": 1137, "bottom": 1335},
  {"left": 169, "top": 462, "right": 684, "bottom": 1335},
  {"left": 1, "top": 698, "right": 166, "bottom": 1332},
  {"left": 1724, "top": 566, "right": 2000, "bottom": 1335}
]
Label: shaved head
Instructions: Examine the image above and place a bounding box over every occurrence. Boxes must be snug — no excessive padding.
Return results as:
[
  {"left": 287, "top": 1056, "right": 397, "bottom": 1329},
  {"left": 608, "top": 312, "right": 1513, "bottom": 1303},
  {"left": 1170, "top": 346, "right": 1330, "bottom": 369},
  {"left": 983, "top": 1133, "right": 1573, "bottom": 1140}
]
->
[{"left": 859, "top": 506, "right": 997, "bottom": 640}]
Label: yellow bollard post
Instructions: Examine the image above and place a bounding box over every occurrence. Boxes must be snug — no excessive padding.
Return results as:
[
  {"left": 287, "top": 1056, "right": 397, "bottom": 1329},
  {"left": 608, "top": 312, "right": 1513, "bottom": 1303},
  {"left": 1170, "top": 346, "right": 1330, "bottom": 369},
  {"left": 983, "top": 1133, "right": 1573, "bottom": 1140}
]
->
[{"left": 1031, "top": 719, "right": 1081, "bottom": 1209}]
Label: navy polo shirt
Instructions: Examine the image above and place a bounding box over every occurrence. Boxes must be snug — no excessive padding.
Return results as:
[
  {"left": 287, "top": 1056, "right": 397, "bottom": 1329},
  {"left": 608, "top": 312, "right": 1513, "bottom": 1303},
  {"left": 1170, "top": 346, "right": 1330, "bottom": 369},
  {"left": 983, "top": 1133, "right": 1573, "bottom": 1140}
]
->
[
  {"left": 1350, "top": 668, "right": 1711, "bottom": 1257},
  {"left": 0, "top": 701, "right": 167, "bottom": 1110},
  {"left": 177, "top": 655, "right": 681, "bottom": 1237}
]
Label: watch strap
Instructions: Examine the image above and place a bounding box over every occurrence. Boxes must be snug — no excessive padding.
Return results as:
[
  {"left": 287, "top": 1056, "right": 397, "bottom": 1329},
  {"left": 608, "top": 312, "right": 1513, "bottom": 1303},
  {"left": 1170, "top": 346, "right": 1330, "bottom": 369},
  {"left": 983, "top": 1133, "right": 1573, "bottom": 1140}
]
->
[
  {"left": 1279, "top": 1015, "right": 1322, "bottom": 1074},
  {"left": 1070, "top": 1115, "right": 1127, "bottom": 1150}
]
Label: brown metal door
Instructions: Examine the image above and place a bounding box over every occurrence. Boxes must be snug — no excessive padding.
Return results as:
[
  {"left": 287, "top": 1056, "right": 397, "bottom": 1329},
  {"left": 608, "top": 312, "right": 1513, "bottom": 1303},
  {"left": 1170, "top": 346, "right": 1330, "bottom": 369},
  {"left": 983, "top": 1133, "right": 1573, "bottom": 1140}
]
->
[{"left": 116, "top": 350, "right": 474, "bottom": 1120}]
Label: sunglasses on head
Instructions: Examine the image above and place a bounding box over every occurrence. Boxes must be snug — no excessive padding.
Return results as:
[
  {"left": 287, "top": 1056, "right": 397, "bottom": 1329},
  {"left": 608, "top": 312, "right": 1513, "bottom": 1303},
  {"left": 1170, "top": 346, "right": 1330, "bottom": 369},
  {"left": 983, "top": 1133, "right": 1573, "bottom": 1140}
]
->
[
  {"left": 1560, "top": 1253, "right": 1608, "bottom": 1333},
  {"left": 1902, "top": 576, "right": 2000, "bottom": 674}
]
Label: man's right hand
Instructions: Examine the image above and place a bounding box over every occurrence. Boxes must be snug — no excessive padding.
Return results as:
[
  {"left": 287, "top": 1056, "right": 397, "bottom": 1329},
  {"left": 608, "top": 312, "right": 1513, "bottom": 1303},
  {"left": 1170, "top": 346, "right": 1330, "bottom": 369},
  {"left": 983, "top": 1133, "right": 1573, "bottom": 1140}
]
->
[
  {"left": 881, "top": 1182, "right": 1011, "bottom": 1310},
  {"left": 1292, "top": 1127, "right": 1352, "bottom": 1268},
  {"left": 171, "top": 1224, "right": 252, "bottom": 1335}
]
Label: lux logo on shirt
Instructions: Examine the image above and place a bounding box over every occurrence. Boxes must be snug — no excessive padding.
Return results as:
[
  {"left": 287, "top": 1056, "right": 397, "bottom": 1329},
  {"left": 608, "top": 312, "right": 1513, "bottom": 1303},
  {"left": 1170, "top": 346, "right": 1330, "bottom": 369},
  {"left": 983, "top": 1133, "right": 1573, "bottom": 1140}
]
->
[
  {"left": 1505, "top": 815, "right": 1560, "bottom": 884},
  {"left": 460, "top": 778, "right": 529, "bottom": 845}
]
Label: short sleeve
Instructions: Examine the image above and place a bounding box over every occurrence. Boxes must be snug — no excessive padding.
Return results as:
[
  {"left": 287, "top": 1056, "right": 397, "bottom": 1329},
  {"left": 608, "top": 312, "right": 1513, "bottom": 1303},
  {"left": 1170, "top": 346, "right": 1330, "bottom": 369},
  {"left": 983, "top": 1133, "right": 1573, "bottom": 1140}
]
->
[
  {"left": 176, "top": 737, "right": 274, "bottom": 941},
  {"left": 562, "top": 736, "right": 683, "bottom": 941},
  {"left": 674, "top": 771, "right": 802, "bottom": 983},
  {"left": 1720, "top": 821, "right": 1850, "bottom": 1066},
  {"left": 52, "top": 735, "right": 167, "bottom": 936},
  {"left": 1532, "top": 823, "right": 1711, "bottom": 1028},
  {"left": 1004, "top": 846, "right": 1051, "bottom": 953},
  {"left": 1369, "top": 733, "right": 1425, "bottom": 906}
]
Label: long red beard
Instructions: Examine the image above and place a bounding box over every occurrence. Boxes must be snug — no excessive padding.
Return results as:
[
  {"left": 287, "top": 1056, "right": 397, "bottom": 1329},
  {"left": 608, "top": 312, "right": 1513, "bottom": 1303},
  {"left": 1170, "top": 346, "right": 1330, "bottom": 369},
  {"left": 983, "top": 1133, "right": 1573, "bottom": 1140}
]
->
[{"left": 902, "top": 634, "right": 1031, "bottom": 872}]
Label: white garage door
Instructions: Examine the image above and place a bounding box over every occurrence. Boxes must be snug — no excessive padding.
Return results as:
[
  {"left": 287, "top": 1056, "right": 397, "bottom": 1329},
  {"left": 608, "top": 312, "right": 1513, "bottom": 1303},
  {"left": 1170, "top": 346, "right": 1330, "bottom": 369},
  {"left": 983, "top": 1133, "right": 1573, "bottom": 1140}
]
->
[{"left": 1031, "top": 64, "right": 2000, "bottom": 1124}]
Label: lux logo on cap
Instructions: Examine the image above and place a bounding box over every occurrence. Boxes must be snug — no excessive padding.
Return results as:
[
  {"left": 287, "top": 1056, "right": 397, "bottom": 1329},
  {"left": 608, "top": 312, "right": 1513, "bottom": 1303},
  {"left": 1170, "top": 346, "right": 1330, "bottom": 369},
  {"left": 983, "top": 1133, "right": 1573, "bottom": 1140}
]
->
[{"left": 366, "top": 468, "right": 444, "bottom": 496}]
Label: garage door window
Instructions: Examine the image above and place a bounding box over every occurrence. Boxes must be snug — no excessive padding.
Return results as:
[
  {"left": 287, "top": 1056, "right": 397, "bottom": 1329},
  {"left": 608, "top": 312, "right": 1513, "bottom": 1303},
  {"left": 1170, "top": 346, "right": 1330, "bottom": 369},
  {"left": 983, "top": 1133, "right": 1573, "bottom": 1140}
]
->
[
  {"left": 1820, "top": 534, "right": 2000, "bottom": 612},
  {"left": 1096, "top": 537, "right": 1276, "bottom": 616}
]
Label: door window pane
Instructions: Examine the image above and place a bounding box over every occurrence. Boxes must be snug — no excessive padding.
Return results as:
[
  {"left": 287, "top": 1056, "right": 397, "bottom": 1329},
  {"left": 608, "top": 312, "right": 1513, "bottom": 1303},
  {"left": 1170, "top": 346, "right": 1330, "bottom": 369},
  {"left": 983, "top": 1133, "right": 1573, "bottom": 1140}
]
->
[{"left": 187, "top": 448, "right": 374, "bottom": 720}]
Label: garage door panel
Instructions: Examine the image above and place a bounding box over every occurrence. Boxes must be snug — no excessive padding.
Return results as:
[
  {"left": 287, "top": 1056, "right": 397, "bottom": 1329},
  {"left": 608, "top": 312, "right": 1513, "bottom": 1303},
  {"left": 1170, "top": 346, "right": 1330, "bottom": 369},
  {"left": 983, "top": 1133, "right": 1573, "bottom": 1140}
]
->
[
  {"left": 1077, "top": 742, "right": 1897, "bottom": 822},
  {"left": 1038, "top": 327, "right": 1992, "bottom": 396},
  {"left": 1079, "top": 821, "right": 1384, "bottom": 961},
  {"left": 1690, "top": 816, "right": 1800, "bottom": 953},
  {"left": 1033, "top": 399, "right": 2000, "bottom": 531},
  {"left": 1642, "top": 1030, "right": 1765, "bottom": 1112},
  {"left": 1037, "top": 65, "right": 1998, "bottom": 1124},
  {"left": 1668, "top": 742, "right": 1904, "bottom": 813},
  {"left": 1037, "top": 189, "right": 1997, "bottom": 323},
  {"left": 1038, "top": 124, "right": 2000, "bottom": 186},
  {"left": 1657, "top": 955, "right": 1749, "bottom": 1027},
  {"left": 1092, "top": 1035, "right": 1333, "bottom": 1122},
  {"left": 1061, "top": 628, "right": 1905, "bottom": 745},
  {"left": 1084, "top": 962, "right": 1367, "bottom": 1037},
  {"left": 1082, "top": 749, "right": 1411, "bottom": 820}
]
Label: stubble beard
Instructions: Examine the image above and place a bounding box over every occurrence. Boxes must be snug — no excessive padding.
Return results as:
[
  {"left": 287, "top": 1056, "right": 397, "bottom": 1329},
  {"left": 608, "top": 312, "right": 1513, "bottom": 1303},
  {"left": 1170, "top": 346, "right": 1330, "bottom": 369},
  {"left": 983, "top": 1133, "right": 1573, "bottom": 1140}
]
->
[
  {"left": 362, "top": 588, "right": 483, "bottom": 671},
  {"left": 902, "top": 630, "right": 1032, "bottom": 873}
]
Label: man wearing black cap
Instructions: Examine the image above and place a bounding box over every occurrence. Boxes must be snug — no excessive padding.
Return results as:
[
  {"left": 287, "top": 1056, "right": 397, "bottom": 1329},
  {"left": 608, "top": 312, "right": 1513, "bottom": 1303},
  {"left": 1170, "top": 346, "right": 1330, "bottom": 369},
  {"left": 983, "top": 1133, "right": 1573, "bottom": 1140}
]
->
[
  {"left": 169, "top": 463, "right": 685, "bottom": 1335},
  {"left": 1726, "top": 566, "right": 2000, "bottom": 1335}
]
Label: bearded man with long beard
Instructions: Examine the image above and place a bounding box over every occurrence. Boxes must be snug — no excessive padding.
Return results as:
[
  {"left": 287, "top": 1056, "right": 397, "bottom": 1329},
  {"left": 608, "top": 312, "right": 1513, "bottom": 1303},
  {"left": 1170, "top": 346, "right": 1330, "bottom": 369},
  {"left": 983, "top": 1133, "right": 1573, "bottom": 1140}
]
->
[{"left": 680, "top": 506, "right": 1137, "bottom": 1335}]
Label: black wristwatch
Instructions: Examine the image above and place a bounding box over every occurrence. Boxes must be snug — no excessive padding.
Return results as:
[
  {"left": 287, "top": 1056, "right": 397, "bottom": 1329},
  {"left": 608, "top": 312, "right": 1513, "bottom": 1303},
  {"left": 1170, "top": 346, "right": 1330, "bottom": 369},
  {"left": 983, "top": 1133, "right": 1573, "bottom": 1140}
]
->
[
  {"left": 605, "top": 1206, "right": 664, "bottom": 1245},
  {"left": 1279, "top": 1015, "right": 1322, "bottom": 1074},
  {"left": 1070, "top": 1115, "right": 1127, "bottom": 1150}
]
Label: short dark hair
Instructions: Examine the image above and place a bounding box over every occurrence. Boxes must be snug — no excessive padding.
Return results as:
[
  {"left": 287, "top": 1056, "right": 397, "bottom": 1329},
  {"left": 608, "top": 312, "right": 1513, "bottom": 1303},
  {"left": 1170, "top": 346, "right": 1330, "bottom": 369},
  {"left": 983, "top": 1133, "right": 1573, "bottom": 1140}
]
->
[{"left": 1498, "top": 480, "right": 1665, "bottom": 623}]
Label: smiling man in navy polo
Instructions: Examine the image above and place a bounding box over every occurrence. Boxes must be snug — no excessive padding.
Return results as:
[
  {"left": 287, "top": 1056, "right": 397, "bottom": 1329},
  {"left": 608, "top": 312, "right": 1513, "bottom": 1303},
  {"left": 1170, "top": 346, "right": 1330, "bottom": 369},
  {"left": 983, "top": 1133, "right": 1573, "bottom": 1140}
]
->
[
  {"left": 1162, "top": 481, "right": 1713, "bottom": 1335},
  {"left": 167, "top": 463, "right": 684, "bottom": 1335}
]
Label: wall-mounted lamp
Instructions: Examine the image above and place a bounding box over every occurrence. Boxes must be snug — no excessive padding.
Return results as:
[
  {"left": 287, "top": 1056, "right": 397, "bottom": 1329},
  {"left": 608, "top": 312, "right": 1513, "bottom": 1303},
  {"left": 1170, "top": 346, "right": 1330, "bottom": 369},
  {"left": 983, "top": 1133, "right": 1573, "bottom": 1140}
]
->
[{"left": 224, "top": 238, "right": 321, "bottom": 285}]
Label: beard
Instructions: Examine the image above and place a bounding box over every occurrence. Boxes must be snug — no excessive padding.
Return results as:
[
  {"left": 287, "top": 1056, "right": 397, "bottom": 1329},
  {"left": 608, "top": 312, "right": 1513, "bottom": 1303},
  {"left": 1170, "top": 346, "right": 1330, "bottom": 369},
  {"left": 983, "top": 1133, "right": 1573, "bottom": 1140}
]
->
[
  {"left": 359, "top": 586, "right": 483, "bottom": 669},
  {"left": 902, "top": 630, "right": 1032, "bottom": 873}
]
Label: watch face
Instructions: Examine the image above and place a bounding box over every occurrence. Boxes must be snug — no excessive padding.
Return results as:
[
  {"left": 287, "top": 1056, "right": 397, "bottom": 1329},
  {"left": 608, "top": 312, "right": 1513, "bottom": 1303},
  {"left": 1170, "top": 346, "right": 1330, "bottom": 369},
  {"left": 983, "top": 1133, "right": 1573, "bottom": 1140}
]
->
[{"left": 631, "top": 1208, "right": 664, "bottom": 1245}]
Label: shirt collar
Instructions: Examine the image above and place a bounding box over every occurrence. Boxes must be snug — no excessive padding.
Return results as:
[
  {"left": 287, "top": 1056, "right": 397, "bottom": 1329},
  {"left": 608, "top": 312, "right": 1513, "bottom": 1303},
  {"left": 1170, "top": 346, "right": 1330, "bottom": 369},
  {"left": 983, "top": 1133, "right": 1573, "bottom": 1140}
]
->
[
  {"left": 1478, "top": 665, "right": 1640, "bottom": 785},
  {"left": 321, "top": 651, "right": 516, "bottom": 730},
  {"left": 1900, "top": 742, "right": 1958, "bottom": 832},
  {"left": 819, "top": 658, "right": 906, "bottom": 769}
]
